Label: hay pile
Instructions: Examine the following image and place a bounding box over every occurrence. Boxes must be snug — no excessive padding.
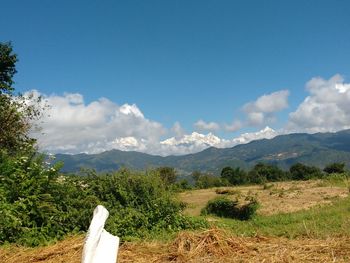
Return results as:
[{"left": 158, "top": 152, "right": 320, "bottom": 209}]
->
[
  {"left": 161, "top": 228, "right": 350, "bottom": 262},
  {"left": 1, "top": 229, "right": 350, "bottom": 262},
  {"left": 0, "top": 236, "right": 84, "bottom": 263}
]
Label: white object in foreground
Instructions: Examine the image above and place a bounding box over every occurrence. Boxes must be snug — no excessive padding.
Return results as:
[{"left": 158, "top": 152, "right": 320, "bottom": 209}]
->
[{"left": 82, "top": 205, "right": 120, "bottom": 263}]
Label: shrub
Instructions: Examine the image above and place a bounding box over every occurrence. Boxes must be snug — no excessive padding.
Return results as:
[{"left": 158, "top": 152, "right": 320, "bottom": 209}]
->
[
  {"left": 324, "top": 162, "right": 346, "bottom": 174},
  {"left": 215, "top": 188, "right": 240, "bottom": 195},
  {"left": 0, "top": 152, "right": 206, "bottom": 246},
  {"left": 85, "top": 170, "right": 206, "bottom": 238},
  {"left": 195, "top": 173, "right": 228, "bottom": 189},
  {"left": 290, "top": 163, "right": 323, "bottom": 180},
  {"left": 201, "top": 196, "right": 259, "bottom": 220},
  {"left": 220, "top": 167, "right": 248, "bottom": 185},
  {"left": 248, "top": 163, "right": 287, "bottom": 184},
  {"left": 0, "top": 150, "right": 98, "bottom": 246}
]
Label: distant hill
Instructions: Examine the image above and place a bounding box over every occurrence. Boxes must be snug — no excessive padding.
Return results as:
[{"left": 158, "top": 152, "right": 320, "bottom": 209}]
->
[{"left": 55, "top": 129, "right": 350, "bottom": 174}]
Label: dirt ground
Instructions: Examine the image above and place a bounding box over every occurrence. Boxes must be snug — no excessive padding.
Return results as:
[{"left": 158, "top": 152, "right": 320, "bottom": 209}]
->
[
  {"left": 178, "top": 180, "right": 349, "bottom": 216},
  {"left": 1, "top": 229, "right": 350, "bottom": 263}
]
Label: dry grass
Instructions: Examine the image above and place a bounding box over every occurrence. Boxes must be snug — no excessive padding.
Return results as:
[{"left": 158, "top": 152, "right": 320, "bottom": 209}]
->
[
  {"left": 0, "top": 235, "right": 84, "bottom": 263},
  {"left": 179, "top": 180, "right": 349, "bottom": 216},
  {"left": 2, "top": 229, "right": 350, "bottom": 263}
]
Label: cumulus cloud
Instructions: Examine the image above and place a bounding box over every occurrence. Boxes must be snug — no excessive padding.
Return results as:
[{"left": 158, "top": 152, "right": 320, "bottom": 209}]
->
[
  {"left": 223, "top": 120, "right": 242, "bottom": 132},
  {"left": 243, "top": 90, "right": 290, "bottom": 126},
  {"left": 171, "top": 121, "right": 186, "bottom": 138},
  {"left": 29, "top": 91, "right": 242, "bottom": 156},
  {"left": 194, "top": 119, "right": 220, "bottom": 132},
  {"left": 28, "top": 91, "right": 166, "bottom": 154},
  {"left": 287, "top": 74, "right": 350, "bottom": 133},
  {"left": 231, "top": 126, "right": 279, "bottom": 145},
  {"left": 159, "top": 126, "right": 279, "bottom": 155},
  {"left": 160, "top": 132, "right": 232, "bottom": 155}
]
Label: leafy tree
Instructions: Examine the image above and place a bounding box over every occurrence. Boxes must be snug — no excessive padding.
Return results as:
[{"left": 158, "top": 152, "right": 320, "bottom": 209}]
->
[
  {"left": 221, "top": 166, "right": 247, "bottom": 185},
  {"left": 323, "top": 162, "right": 346, "bottom": 174},
  {"left": 0, "top": 42, "right": 43, "bottom": 155},
  {"left": 0, "top": 151, "right": 97, "bottom": 245},
  {"left": 156, "top": 166, "right": 177, "bottom": 185},
  {"left": 195, "top": 173, "right": 227, "bottom": 189},
  {"left": 191, "top": 170, "right": 202, "bottom": 183},
  {"left": 0, "top": 42, "right": 17, "bottom": 94},
  {"left": 290, "top": 163, "right": 323, "bottom": 180},
  {"left": 248, "top": 163, "right": 286, "bottom": 184}
]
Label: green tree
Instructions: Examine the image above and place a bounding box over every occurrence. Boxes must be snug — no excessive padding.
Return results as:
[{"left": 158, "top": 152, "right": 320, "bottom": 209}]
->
[
  {"left": 195, "top": 173, "right": 227, "bottom": 189},
  {"left": 221, "top": 166, "right": 247, "bottom": 185},
  {"left": 0, "top": 42, "right": 43, "bottom": 155},
  {"left": 323, "top": 162, "right": 346, "bottom": 174},
  {"left": 156, "top": 166, "right": 177, "bottom": 185},
  {"left": 191, "top": 170, "right": 202, "bottom": 183},
  {"left": 290, "top": 163, "right": 322, "bottom": 180},
  {"left": 248, "top": 163, "right": 286, "bottom": 184},
  {"left": 0, "top": 42, "right": 17, "bottom": 94}
]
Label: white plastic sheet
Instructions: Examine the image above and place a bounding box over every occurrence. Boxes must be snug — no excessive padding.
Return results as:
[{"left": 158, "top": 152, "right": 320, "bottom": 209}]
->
[{"left": 82, "top": 205, "right": 120, "bottom": 263}]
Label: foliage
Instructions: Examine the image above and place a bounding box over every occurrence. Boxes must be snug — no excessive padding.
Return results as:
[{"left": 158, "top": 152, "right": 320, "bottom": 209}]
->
[
  {"left": 0, "top": 150, "right": 99, "bottom": 246},
  {"left": 0, "top": 42, "right": 44, "bottom": 155},
  {"left": 201, "top": 196, "right": 258, "bottom": 220},
  {"left": 0, "top": 42, "right": 17, "bottom": 94},
  {"left": 221, "top": 166, "right": 248, "bottom": 185},
  {"left": 173, "top": 179, "right": 193, "bottom": 191},
  {"left": 248, "top": 163, "right": 288, "bottom": 184},
  {"left": 323, "top": 162, "right": 346, "bottom": 174},
  {"left": 195, "top": 172, "right": 228, "bottom": 189},
  {"left": 0, "top": 157, "right": 206, "bottom": 246},
  {"left": 156, "top": 166, "right": 177, "bottom": 185},
  {"left": 290, "top": 163, "right": 323, "bottom": 180},
  {"left": 85, "top": 170, "right": 205, "bottom": 238}
]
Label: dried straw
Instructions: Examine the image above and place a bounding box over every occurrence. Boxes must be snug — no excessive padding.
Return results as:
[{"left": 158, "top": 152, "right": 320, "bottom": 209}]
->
[{"left": 1, "top": 229, "right": 350, "bottom": 263}]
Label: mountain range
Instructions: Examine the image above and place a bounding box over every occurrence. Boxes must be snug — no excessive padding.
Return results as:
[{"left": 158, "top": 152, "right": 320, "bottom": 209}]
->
[{"left": 55, "top": 129, "right": 350, "bottom": 174}]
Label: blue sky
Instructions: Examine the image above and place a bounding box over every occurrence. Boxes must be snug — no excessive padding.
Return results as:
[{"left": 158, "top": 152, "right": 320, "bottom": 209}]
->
[{"left": 1, "top": 1, "right": 350, "bottom": 155}]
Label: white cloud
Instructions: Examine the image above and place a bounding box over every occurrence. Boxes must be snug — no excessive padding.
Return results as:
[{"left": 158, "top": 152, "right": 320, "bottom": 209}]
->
[
  {"left": 159, "top": 127, "right": 279, "bottom": 155},
  {"left": 224, "top": 120, "right": 242, "bottom": 132},
  {"left": 231, "top": 126, "right": 279, "bottom": 145},
  {"left": 243, "top": 90, "right": 290, "bottom": 126},
  {"left": 287, "top": 74, "right": 350, "bottom": 133},
  {"left": 171, "top": 121, "right": 186, "bottom": 138},
  {"left": 194, "top": 119, "right": 220, "bottom": 132},
  {"left": 28, "top": 91, "right": 166, "bottom": 154},
  {"left": 160, "top": 132, "right": 232, "bottom": 155}
]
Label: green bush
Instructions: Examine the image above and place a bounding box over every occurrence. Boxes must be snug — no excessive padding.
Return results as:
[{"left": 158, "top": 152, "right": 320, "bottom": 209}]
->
[
  {"left": 324, "top": 162, "right": 346, "bottom": 174},
  {"left": 201, "top": 196, "right": 259, "bottom": 220},
  {"left": 0, "top": 150, "right": 98, "bottom": 245},
  {"left": 290, "top": 163, "right": 323, "bottom": 180},
  {"left": 76, "top": 170, "right": 207, "bottom": 239},
  {"left": 0, "top": 151, "right": 206, "bottom": 246}
]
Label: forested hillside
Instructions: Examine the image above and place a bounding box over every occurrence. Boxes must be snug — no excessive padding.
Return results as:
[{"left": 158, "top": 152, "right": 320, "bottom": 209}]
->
[{"left": 56, "top": 129, "right": 350, "bottom": 173}]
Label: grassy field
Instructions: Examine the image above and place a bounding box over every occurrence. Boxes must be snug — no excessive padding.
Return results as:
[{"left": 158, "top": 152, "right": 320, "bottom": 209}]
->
[
  {"left": 1, "top": 178, "right": 350, "bottom": 262},
  {"left": 179, "top": 179, "right": 349, "bottom": 216}
]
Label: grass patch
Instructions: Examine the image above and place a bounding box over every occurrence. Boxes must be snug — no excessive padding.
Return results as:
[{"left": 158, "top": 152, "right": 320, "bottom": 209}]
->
[
  {"left": 317, "top": 173, "right": 350, "bottom": 188},
  {"left": 213, "top": 196, "right": 350, "bottom": 238}
]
